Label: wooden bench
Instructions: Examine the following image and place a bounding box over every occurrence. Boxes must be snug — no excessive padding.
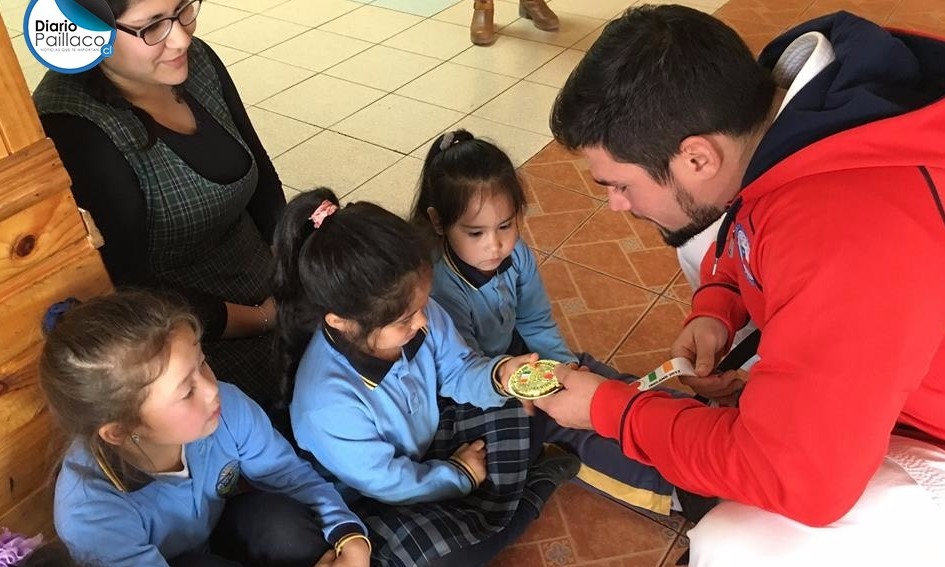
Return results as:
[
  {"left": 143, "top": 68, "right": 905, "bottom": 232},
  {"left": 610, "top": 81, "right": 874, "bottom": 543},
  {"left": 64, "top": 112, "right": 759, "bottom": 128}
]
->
[{"left": 0, "top": 16, "right": 113, "bottom": 539}]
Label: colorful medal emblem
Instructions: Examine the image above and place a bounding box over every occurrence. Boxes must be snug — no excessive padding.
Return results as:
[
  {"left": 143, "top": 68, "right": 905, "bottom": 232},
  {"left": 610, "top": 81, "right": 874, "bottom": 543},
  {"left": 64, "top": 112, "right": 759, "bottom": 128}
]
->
[{"left": 507, "top": 359, "right": 563, "bottom": 399}]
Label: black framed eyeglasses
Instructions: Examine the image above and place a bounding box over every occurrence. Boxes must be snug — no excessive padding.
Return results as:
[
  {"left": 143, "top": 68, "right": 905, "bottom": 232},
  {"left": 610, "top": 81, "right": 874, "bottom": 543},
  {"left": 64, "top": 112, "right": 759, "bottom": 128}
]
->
[{"left": 115, "top": 0, "right": 203, "bottom": 46}]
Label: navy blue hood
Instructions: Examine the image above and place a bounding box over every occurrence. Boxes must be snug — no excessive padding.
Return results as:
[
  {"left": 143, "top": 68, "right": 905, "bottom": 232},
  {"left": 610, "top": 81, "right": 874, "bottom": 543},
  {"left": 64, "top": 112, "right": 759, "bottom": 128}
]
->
[{"left": 743, "top": 11, "right": 945, "bottom": 186}]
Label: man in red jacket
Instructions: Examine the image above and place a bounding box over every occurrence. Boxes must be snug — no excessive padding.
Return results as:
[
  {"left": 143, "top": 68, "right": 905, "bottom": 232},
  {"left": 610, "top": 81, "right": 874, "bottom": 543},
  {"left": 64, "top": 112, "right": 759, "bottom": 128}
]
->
[{"left": 537, "top": 5, "right": 945, "bottom": 564}]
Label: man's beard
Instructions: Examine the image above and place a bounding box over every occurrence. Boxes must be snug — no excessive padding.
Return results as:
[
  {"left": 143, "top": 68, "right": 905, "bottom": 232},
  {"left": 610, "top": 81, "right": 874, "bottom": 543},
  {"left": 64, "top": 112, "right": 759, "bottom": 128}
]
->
[{"left": 657, "top": 181, "right": 726, "bottom": 248}]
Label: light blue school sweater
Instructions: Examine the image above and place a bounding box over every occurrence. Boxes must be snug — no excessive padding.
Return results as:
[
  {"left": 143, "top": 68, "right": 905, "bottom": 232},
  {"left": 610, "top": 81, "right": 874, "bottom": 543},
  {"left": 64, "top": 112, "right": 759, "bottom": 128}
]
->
[
  {"left": 54, "top": 382, "right": 364, "bottom": 567},
  {"left": 431, "top": 238, "right": 575, "bottom": 362},
  {"left": 290, "top": 299, "right": 510, "bottom": 505}
]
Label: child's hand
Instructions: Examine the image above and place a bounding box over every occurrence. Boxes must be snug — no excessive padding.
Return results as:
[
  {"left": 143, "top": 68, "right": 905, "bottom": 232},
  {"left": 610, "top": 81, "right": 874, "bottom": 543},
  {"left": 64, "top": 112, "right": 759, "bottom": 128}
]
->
[
  {"left": 313, "top": 537, "right": 371, "bottom": 567},
  {"left": 498, "top": 353, "right": 539, "bottom": 394},
  {"left": 314, "top": 549, "right": 335, "bottom": 567},
  {"left": 335, "top": 538, "right": 371, "bottom": 567},
  {"left": 498, "top": 354, "right": 546, "bottom": 416},
  {"left": 452, "top": 439, "right": 487, "bottom": 486}
]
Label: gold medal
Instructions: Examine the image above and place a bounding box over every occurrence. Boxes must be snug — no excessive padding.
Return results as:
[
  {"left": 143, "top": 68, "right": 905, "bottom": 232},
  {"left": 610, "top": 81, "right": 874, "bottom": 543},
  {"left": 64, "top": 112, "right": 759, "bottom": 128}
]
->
[{"left": 507, "top": 359, "right": 563, "bottom": 399}]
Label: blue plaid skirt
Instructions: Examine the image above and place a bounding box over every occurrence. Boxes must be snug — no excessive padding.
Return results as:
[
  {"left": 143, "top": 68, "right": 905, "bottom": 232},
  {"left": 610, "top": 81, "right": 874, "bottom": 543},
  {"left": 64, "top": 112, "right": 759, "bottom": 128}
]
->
[{"left": 352, "top": 399, "right": 543, "bottom": 567}]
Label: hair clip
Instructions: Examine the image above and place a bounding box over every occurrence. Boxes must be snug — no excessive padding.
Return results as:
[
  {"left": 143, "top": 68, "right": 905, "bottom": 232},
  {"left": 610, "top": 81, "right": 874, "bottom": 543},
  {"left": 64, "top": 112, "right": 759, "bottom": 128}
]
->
[
  {"left": 439, "top": 131, "right": 455, "bottom": 151},
  {"left": 42, "top": 297, "right": 81, "bottom": 334},
  {"left": 310, "top": 200, "right": 339, "bottom": 229}
]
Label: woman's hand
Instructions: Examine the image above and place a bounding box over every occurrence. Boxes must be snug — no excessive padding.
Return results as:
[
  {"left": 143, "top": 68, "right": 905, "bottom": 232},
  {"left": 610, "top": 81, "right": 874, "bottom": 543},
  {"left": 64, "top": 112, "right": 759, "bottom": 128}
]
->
[
  {"left": 258, "top": 296, "right": 277, "bottom": 332},
  {"left": 222, "top": 296, "right": 277, "bottom": 338}
]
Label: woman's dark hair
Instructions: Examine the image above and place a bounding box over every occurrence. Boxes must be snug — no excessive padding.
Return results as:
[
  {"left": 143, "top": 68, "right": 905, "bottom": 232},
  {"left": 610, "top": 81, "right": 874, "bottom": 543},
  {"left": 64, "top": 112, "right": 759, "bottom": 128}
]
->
[
  {"left": 410, "top": 129, "right": 526, "bottom": 238},
  {"left": 272, "top": 188, "right": 432, "bottom": 400},
  {"left": 551, "top": 4, "right": 775, "bottom": 183}
]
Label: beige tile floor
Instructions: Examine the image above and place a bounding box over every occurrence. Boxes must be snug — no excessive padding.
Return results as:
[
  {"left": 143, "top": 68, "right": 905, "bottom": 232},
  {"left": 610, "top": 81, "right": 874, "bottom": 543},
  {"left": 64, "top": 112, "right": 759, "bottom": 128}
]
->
[{"left": 2, "top": 0, "right": 725, "bottom": 214}]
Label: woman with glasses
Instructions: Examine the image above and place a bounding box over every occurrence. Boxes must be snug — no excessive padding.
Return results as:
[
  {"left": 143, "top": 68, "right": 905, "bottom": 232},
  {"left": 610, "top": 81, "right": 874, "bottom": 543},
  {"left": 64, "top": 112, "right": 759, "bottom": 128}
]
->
[{"left": 33, "top": 0, "right": 287, "bottom": 423}]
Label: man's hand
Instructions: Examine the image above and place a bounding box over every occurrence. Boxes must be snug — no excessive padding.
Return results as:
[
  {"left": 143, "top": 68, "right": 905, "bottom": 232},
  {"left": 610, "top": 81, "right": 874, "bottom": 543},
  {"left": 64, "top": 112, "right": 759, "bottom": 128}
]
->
[
  {"left": 671, "top": 316, "right": 730, "bottom": 377},
  {"left": 533, "top": 364, "right": 606, "bottom": 430},
  {"left": 680, "top": 368, "right": 747, "bottom": 406}
]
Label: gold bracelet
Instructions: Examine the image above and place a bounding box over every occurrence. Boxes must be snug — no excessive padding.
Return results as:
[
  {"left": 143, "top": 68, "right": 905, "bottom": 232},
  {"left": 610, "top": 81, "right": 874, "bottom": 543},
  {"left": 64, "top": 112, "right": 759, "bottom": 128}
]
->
[
  {"left": 253, "top": 304, "right": 269, "bottom": 334},
  {"left": 335, "top": 533, "right": 371, "bottom": 556}
]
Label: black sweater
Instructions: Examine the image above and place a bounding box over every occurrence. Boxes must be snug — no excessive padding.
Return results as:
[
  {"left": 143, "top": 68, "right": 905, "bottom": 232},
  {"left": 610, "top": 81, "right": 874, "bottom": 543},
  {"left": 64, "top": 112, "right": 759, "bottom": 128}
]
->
[{"left": 40, "top": 47, "right": 285, "bottom": 339}]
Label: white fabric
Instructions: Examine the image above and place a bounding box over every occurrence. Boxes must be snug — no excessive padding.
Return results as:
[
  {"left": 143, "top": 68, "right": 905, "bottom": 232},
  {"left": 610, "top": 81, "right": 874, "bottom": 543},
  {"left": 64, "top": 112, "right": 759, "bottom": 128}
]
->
[
  {"left": 677, "top": 217, "right": 723, "bottom": 294},
  {"left": 773, "top": 32, "right": 836, "bottom": 114},
  {"left": 688, "top": 436, "right": 945, "bottom": 566},
  {"left": 155, "top": 445, "right": 191, "bottom": 479}
]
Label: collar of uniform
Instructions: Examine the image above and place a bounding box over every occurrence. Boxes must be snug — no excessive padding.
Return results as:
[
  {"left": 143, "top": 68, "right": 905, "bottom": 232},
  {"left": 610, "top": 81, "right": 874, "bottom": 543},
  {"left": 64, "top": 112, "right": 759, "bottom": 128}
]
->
[
  {"left": 322, "top": 325, "right": 428, "bottom": 389},
  {"left": 93, "top": 445, "right": 155, "bottom": 493},
  {"left": 442, "top": 241, "right": 513, "bottom": 290}
]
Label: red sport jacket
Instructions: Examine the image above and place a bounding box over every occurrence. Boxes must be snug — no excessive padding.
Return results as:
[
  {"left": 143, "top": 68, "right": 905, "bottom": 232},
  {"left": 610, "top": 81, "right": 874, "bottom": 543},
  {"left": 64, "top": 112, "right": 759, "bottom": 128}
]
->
[{"left": 590, "top": 18, "right": 945, "bottom": 526}]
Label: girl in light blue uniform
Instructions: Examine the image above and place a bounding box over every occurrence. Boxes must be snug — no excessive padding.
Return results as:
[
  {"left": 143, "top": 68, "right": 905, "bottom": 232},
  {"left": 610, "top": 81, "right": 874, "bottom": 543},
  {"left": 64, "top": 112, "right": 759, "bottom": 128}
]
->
[
  {"left": 272, "top": 189, "right": 579, "bottom": 566},
  {"left": 411, "top": 130, "right": 685, "bottom": 515},
  {"left": 41, "top": 291, "right": 370, "bottom": 567}
]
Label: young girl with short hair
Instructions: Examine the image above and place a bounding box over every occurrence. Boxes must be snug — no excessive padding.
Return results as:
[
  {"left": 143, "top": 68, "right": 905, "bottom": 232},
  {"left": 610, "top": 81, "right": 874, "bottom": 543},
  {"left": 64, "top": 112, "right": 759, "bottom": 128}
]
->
[
  {"left": 273, "top": 189, "right": 578, "bottom": 566},
  {"left": 41, "top": 291, "right": 369, "bottom": 567},
  {"left": 411, "top": 130, "right": 685, "bottom": 515}
]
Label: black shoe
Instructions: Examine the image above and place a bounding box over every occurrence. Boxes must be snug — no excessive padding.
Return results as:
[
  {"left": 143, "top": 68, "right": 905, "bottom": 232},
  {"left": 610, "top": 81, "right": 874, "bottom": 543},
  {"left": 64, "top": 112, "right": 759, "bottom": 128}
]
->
[
  {"left": 528, "top": 449, "right": 581, "bottom": 486},
  {"left": 675, "top": 486, "right": 718, "bottom": 524},
  {"left": 519, "top": 447, "right": 581, "bottom": 517}
]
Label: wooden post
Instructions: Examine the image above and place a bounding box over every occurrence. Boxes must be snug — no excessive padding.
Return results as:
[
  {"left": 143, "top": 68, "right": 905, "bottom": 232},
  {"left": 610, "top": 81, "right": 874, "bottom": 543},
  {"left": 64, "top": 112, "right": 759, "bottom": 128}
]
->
[
  {"left": 0, "top": 13, "right": 43, "bottom": 155},
  {"left": 0, "top": 11, "right": 113, "bottom": 539}
]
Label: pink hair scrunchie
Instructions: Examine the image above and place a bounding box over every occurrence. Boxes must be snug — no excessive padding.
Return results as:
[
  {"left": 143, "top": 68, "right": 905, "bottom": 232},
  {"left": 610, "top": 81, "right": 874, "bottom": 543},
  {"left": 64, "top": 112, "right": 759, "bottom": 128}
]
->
[{"left": 310, "top": 201, "right": 338, "bottom": 229}]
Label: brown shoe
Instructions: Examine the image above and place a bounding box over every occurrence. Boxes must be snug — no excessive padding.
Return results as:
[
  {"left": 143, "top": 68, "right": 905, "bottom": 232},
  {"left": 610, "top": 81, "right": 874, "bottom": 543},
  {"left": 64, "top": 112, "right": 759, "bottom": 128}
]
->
[
  {"left": 519, "top": 0, "right": 558, "bottom": 31},
  {"left": 471, "top": 0, "right": 496, "bottom": 46}
]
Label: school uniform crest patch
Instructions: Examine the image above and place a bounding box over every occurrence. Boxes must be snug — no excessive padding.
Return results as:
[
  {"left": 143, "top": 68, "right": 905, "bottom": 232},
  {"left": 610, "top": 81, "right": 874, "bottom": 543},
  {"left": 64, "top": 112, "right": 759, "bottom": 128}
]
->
[
  {"left": 734, "top": 224, "right": 758, "bottom": 288},
  {"left": 216, "top": 460, "right": 240, "bottom": 497}
]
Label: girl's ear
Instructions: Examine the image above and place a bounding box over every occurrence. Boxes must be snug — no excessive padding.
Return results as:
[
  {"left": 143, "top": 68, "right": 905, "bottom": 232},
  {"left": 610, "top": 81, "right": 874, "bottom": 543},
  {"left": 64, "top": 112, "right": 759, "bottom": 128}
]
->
[
  {"left": 426, "top": 207, "right": 444, "bottom": 236},
  {"left": 98, "top": 422, "right": 129, "bottom": 447},
  {"left": 325, "top": 312, "right": 358, "bottom": 335}
]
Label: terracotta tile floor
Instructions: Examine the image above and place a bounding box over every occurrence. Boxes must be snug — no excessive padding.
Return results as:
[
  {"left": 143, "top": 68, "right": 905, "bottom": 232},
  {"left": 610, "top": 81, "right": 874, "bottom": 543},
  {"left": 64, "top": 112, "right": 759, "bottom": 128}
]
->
[{"left": 493, "top": 1, "right": 945, "bottom": 564}]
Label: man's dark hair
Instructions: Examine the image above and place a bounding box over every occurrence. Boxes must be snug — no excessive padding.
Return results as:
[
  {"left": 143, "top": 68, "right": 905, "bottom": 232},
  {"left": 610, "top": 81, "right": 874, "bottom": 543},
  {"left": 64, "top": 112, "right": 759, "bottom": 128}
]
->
[{"left": 551, "top": 4, "right": 775, "bottom": 182}]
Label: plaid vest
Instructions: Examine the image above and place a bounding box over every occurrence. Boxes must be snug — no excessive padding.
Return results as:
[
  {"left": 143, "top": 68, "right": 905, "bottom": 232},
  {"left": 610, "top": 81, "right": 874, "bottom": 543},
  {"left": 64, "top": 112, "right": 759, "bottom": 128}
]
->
[{"left": 33, "top": 38, "right": 270, "bottom": 305}]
